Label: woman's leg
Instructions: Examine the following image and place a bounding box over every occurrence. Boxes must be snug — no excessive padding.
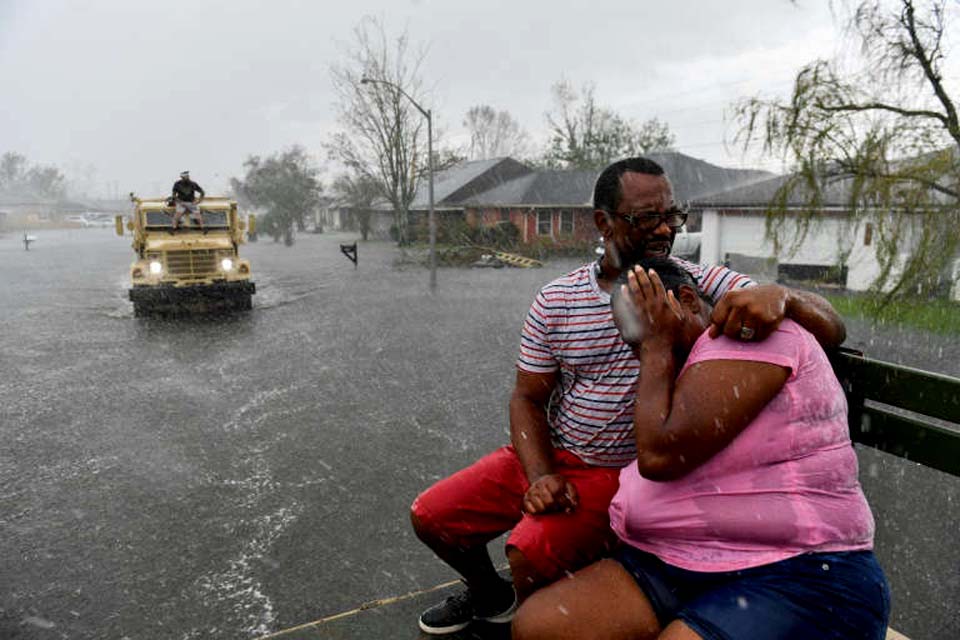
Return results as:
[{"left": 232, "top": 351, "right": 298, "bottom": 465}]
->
[
  {"left": 658, "top": 620, "right": 703, "bottom": 640},
  {"left": 512, "top": 559, "right": 661, "bottom": 640}
]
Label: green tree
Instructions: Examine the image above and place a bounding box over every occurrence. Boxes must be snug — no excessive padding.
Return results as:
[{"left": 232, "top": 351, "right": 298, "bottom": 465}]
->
[
  {"left": 543, "top": 80, "right": 675, "bottom": 170},
  {"left": 230, "top": 146, "right": 323, "bottom": 247},
  {"left": 331, "top": 172, "right": 381, "bottom": 241},
  {"left": 327, "top": 17, "right": 429, "bottom": 246},
  {"left": 738, "top": 0, "right": 960, "bottom": 300}
]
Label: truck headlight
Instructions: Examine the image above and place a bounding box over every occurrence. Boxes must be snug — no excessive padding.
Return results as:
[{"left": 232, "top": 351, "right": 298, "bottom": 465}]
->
[
  {"left": 149, "top": 260, "right": 163, "bottom": 274},
  {"left": 221, "top": 258, "right": 234, "bottom": 271}
]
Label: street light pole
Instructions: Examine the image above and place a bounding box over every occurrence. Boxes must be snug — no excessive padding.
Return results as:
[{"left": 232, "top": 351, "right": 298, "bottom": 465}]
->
[{"left": 360, "top": 77, "right": 436, "bottom": 290}]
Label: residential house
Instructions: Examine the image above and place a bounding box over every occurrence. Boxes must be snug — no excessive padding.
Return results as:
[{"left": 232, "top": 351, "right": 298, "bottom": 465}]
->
[
  {"left": 416, "top": 152, "right": 771, "bottom": 248},
  {"left": 691, "top": 174, "right": 960, "bottom": 300}
]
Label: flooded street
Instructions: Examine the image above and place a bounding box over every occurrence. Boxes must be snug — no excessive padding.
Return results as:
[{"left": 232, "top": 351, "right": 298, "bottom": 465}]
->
[
  {"left": 1, "top": 230, "right": 957, "bottom": 639},
  {"left": 0, "top": 229, "right": 580, "bottom": 639}
]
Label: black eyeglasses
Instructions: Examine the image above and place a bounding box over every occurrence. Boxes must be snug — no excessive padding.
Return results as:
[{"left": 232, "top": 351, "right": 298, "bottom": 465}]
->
[{"left": 608, "top": 207, "right": 688, "bottom": 230}]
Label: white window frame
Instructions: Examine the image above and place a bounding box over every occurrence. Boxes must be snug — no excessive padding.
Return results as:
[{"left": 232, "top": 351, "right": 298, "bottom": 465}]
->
[{"left": 537, "top": 210, "right": 553, "bottom": 236}]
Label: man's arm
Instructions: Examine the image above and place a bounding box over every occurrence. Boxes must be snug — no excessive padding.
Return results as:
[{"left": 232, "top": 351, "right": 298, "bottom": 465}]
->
[
  {"left": 709, "top": 284, "right": 846, "bottom": 349},
  {"left": 194, "top": 182, "right": 205, "bottom": 200},
  {"left": 509, "top": 369, "right": 578, "bottom": 514}
]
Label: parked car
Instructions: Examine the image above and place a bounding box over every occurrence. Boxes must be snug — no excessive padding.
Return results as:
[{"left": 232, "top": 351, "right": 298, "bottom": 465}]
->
[
  {"left": 64, "top": 214, "right": 93, "bottom": 227},
  {"left": 672, "top": 227, "right": 701, "bottom": 261},
  {"left": 85, "top": 213, "right": 115, "bottom": 227}
]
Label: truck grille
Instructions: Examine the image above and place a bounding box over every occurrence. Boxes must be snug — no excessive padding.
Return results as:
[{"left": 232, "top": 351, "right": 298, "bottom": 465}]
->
[{"left": 166, "top": 250, "right": 218, "bottom": 279}]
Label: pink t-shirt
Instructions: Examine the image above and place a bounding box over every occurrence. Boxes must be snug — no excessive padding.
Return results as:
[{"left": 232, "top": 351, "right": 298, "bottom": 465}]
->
[{"left": 608, "top": 319, "right": 875, "bottom": 572}]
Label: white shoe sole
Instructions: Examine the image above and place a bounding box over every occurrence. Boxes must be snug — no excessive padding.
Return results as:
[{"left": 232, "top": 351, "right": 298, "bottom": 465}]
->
[{"left": 418, "top": 618, "right": 470, "bottom": 635}]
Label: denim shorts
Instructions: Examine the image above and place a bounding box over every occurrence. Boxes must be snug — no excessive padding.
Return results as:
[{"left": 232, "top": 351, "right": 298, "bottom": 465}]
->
[{"left": 614, "top": 546, "right": 890, "bottom": 640}]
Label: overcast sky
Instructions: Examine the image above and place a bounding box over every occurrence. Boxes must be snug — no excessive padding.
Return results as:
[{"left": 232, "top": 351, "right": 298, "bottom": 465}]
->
[{"left": 1, "top": 1, "right": 854, "bottom": 198}]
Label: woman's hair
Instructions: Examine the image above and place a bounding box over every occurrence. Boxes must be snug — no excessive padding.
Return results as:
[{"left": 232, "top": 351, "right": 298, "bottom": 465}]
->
[
  {"left": 616, "top": 257, "right": 701, "bottom": 298},
  {"left": 637, "top": 257, "right": 697, "bottom": 294}
]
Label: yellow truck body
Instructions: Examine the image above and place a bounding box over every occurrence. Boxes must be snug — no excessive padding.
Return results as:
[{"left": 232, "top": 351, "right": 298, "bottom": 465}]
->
[{"left": 118, "top": 197, "right": 256, "bottom": 316}]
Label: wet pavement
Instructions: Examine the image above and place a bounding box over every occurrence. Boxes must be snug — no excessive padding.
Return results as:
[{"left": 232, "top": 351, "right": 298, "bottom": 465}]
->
[{"left": 0, "top": 229, "right": 957, "bottom": 639}]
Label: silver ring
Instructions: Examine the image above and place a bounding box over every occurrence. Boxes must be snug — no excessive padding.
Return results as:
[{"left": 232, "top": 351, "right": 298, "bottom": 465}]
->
[{"left": 739, "top": 324, "right": 756, "bottom": 340}]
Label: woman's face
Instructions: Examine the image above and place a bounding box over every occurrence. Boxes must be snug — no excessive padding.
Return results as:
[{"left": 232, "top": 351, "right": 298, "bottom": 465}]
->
[{"left": 676, "top": 285, "right": 713, "bottom": 351}]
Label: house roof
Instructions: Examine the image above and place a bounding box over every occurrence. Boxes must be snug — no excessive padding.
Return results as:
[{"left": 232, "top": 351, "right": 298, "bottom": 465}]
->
[
  {"left": 409, "top": 157, "right": 533, "bottom": 208},
  {"left": 691, "top": 173, "right": 854, "bottom": 208},
  {"left": 460, "top": 169, "right": 597, "bottom": 206},
  {"left": 400, "top": 152, "right": 775, "bottom": 210},
  {"left": 645, "top": 151, "right": 773, "bottom": 202}
]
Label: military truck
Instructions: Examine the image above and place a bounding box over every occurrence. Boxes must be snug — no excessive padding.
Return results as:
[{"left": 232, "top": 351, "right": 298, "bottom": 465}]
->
[{"left": 116, "top": 197, "right": 256, "bottom": 316}]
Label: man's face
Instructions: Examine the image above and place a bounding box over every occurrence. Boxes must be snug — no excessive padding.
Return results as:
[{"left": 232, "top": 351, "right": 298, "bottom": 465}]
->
[
  {"left": 597, "top": 171, "right": 676, "bottom": 270},
  {"left": 180, "top": 174, "right": 189, "bottom": 181}
]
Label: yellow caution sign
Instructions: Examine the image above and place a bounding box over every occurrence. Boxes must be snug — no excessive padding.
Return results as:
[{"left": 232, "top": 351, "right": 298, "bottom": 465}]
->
[{"left": 493, "top": 251, "right": 543, "bottom": 268}]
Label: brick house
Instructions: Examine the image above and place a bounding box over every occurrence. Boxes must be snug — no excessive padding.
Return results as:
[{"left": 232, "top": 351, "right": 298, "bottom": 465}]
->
[{"left": 336, "top": 153, "right": 772, "bottom": 245}]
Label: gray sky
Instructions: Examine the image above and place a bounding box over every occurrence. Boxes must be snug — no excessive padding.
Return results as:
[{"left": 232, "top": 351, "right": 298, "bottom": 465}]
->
[{"left": 0, "top": 0, "right": 849, "bottom": 197}]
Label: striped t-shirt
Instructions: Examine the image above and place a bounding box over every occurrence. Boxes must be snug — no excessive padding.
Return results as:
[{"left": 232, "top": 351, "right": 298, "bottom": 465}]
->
[{"left": 516, "top": 257, "right": 754, "bottom": 467}]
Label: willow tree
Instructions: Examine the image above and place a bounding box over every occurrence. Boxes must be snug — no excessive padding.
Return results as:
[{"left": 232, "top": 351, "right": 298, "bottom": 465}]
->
[
  {"left": 328, "top": 17, "right": 429, "bottom": 246},
  {"left": 738, "top": 0, "right": 960, "bottom": 300}
]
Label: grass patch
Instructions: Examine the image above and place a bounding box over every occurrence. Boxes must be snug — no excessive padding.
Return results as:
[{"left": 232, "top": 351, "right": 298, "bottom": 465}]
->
[{"left": 825, "top": 294, "right": 960, "bottom": 335}]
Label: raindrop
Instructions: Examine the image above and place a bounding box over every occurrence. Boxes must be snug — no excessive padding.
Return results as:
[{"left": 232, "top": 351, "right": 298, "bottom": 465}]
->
[
  {"left": 821, "top": 563, "right": 830, "bottom": 571},
  {"left": 558, "top": 605, "right": 570, "bottom": 616},
  {"left": 732, "top": 385, "right": 740, "bottom": 399},
  {"left": 22, "top": 617, "right": 55, "bottom": 630},
  {"left": 736, "top": 596, "right": 749, "bottom": 610}
]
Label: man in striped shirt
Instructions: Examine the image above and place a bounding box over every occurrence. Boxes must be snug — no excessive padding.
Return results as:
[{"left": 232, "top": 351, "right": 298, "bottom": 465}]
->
[{"left": 410, "top": 157, "right": 846, "bottom": 635}]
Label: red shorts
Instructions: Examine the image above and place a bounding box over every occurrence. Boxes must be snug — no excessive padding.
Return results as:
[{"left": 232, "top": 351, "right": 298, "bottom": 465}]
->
[{"left": 411, "top": 446, "right": 621, "bottom": 581}]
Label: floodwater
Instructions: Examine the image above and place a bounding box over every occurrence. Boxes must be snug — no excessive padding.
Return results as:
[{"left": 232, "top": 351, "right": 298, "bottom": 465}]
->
[{"left": 0, "top": 229, "right": 957, "bottom": 639}]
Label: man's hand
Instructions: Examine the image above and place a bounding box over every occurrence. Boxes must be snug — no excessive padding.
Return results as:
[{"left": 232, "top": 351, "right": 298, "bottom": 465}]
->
[
  {"left": 522, "top": 474, "right": 579, "bottom": 515},
  {"left": 709, "top": 284, "right": 788, "bottom": 342}
]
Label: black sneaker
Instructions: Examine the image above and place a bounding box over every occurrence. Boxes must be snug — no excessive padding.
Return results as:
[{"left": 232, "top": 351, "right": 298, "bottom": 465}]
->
[{"left": 418, "top": 580, "right": 517, "bottom": 635}]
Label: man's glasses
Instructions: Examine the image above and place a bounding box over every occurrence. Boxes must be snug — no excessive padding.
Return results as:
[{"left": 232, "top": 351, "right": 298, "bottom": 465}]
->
[{"left": 608, "top": 207, "right": 688, "bottom": 230}]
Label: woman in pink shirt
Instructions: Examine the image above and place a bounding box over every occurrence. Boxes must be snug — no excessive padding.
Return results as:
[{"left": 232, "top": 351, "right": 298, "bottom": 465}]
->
[{"left": 513, "top": 258, "right": 890, "bottom": 640}]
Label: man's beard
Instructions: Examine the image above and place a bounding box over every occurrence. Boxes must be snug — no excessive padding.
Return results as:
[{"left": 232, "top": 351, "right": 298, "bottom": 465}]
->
[{"left": 606, "top": 235, "right": 674, "bottom": 271}]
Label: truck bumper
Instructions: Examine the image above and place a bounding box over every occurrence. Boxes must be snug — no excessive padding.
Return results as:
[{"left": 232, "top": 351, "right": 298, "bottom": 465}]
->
[{"left": 129, "top": 280, "right": 256, "bottom": 303}]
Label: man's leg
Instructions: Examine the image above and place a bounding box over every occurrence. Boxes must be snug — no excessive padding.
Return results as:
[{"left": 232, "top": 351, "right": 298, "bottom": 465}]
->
[
  {"left": 189, "top": 204, "right": 204, "bottom": 231},
  {"left": 172, "top": 204, "right": 184, "bottom": 231},
  {"left": 411, "top": 446, "right": 527, "bottom": 634},
  {"left": 504, "top": 454, "right": 620, "bottom": 602},
  {"left": 410, "top": 511, "right": 505, "bottom": 593},
  {"left": 505, "top": 546, "right": 545, "bottom": 603}
]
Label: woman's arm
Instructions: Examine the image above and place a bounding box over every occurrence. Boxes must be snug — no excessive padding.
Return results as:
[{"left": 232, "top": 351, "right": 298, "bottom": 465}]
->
[
  {"left": 632, "top": 342, "right": 789, "bottom": 481},
  {"left": 622, "top": 266, "right": 791, "bottom": 481}
]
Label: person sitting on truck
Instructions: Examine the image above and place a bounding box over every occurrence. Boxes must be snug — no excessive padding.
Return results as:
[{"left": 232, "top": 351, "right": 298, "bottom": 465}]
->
[
  {"left": 510, "top": 258, "right": 889, "bottom": 640},
  {"left": 409, "top": 157, "right": 848, "bottom": 635},
  {"left": 171, "top": 171, "right": 205, "bottom": 232}
]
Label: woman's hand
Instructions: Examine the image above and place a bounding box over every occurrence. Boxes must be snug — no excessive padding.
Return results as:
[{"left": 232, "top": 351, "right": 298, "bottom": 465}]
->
[{"left": 623, "top": 266, "right": 685, "bottom": 348}]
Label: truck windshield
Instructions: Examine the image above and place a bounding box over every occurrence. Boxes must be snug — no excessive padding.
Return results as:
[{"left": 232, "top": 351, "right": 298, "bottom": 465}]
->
[{"left": 143, "top": 210, "right": 230, "bottom": 229}]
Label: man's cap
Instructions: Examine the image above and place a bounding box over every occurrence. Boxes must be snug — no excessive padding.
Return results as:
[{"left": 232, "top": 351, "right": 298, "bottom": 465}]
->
[{"left": 180, "top": 171, "right": 190, "bottom": 178}]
